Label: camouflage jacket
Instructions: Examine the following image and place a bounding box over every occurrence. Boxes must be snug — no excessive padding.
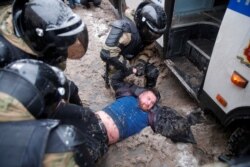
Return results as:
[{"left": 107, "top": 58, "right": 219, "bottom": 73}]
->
[
  {"left": 0, "top": 92, "right": 78, "bottom": 167},
  {"left": 0, "top": 6, "right": 66, "bottom": 70},
  {"left": 102, "top": 8, "right": 159, "bottom": 67}
]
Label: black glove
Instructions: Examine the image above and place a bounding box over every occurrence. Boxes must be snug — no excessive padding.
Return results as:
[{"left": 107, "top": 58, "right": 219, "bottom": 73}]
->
[
  {"left": 134, "top": 61, "right": 146, "bottom": 76},
  {"left": 145, "top": 63, "right": 159, "bottom": 88},
  {"left": 123, "top": 54, "right": 135, "bottom": 60},
  {"left": 63, "top": 80, "right": 83, "bottom": 106},
  {"left": 100, "top": 49, "right": 110, "bottom": 62},
  {"left": 145, "top": 63, "right": 159, "bottom": 79},
  {"left": 152, "top": 106, "right": 196, "bottom": 144}
]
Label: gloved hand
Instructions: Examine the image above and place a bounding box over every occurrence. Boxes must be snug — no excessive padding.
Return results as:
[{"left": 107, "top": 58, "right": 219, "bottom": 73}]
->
[
  {"left": 145, "top": 63, "right": 159, "bottom": 88},
  {"left": 123, "top": 54, "right": 134, "bottom": 60},
  {"left": 100, "top": 49, "right": 110, "bottom": 62},
  {"left": 145, "top": 64, "right": 159, "bottom": 78},
  {"left": 151, "top": 106, "right": 196, "bottom": 144},
  {"left": 134, "top": 61, "right": 146, "bottom": 76}
]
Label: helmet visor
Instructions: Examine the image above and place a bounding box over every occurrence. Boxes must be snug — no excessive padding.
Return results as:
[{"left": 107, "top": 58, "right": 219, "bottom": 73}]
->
[
  {"left": 146, "top": 20, "right": 167, "bottom": 34},
  {"left": 67, "top": 26, "right": 88, "bottom": 59},
  {"left": 141, "top": 26, "right": 162, "bottom": 44}
]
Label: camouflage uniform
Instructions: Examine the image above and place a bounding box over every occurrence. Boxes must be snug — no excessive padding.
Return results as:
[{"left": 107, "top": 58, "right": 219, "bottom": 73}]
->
[
  {"left": 0, "top": 92, "right": 33, "bottom": 121},
  {"left": 0, "top": 92, "right": 79, "bottom": 167},
  {"left": 0, "top": 6, "right": 66, "bottom": 70},
  {"left": 100, "top": 9, "right": 159, "bottom": 88},
  {"left": 0, "top": 6, "right": 82, "bottom": 106},
  {"left": 0, "top": 59, "right": 108, "bottom": 167}
]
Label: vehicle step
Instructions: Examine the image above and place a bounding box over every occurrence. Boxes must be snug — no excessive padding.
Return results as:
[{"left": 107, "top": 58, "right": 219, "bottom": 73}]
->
[
  {"left": 165, "top": 57, "right": 205, "bottom": 102},
  {"left": 185, "top": 39, "right": 215, "bottom": 72}
]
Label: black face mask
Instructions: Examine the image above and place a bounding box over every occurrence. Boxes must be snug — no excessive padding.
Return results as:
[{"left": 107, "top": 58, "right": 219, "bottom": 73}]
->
[{"left": 67, "top": 27, "right": 88, "bottom": 59}]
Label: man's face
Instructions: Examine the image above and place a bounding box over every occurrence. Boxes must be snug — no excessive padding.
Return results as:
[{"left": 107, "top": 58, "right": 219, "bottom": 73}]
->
[{"left": 138, "top": 91, "right": 157, "bottom": 111}]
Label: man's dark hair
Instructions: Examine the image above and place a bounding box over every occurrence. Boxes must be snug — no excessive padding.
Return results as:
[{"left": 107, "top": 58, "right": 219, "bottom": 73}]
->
[{"left": 145, "top": 88, "right": 161, "bottom": 102}]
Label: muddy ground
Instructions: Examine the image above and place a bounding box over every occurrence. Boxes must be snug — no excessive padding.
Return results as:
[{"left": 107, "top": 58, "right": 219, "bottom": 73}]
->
[{"left": 65, "top": 1, "right": 229, "bottom": 166}]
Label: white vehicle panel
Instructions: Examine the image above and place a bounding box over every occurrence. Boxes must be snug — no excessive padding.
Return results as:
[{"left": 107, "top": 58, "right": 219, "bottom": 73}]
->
[{"left": 203, "top": 5, "right": 250, "bottom": 114}]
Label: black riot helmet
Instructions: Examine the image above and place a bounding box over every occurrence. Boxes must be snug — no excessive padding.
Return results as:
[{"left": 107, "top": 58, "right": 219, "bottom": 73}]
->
[
  {"left": 134, "top": 2, "right": 167, "bottom": 44},
  {"left": 0, "top": 59, "right": 68, "bottom": 118},
  {"left": 12, "top": 0, "right": 88, "bottom": 64}
]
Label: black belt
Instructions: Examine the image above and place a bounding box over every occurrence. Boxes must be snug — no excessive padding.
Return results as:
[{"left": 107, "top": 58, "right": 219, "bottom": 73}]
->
[{"left": 95, "top": 114, "right": 109, "bottom": 144}]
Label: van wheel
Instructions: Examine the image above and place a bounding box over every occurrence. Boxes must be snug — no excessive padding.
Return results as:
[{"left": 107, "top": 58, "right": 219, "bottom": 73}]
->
[{"left": 228, "top": 128, "right": 250, "bottom": 156}]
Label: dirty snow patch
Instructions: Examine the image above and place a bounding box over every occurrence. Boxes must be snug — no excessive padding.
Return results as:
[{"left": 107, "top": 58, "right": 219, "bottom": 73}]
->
[{"left": 175, "top": 144, "right": 199, "bottom": 167}]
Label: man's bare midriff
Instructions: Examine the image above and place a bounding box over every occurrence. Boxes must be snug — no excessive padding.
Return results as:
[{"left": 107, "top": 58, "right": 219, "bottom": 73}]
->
[{"left": 96, "top": 111, "right": 119, "bottom": 145}]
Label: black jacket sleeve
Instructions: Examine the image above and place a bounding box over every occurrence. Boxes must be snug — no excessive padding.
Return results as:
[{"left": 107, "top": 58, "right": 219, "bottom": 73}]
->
[
  {"left": 110, "top": 69, "right": 146, "bottom": 99},
  {"left": 110, "top": 69, "right": 132, "bottom": 92},
  {"left": 52, "top": 102, "right": 92, "bottom": 120},
  {"left": 149, "top": 106, "right": 196, "bottom": 144}
]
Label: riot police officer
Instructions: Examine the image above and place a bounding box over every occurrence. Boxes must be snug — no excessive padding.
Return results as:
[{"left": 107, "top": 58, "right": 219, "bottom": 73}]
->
[
  {"left": 0, "top": 59, "right": 108, "bottom": 167},
  {"left": 100, "top": 1, "right": 167, "bottom": 88},
  {"left": 0, "top": 0, "right": 88, "bottom": 105}
]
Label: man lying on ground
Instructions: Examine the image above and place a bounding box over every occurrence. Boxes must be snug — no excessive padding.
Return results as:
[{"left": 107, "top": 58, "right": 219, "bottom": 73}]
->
[
  {"left": 54, "top": 67, "right": 197, "bottom": 166},
  {"left": 0, "top": 59, "right": 197, "bottom": 167}
]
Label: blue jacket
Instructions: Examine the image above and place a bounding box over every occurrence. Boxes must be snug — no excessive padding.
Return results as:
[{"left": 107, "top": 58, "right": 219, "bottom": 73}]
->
[{"left": 103, "top": 96, "right": 148, "bottom": 140}]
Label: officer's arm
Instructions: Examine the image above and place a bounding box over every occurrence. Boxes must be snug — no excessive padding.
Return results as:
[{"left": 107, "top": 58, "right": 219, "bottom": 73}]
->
[
  {"left": 111, "top": 68, "right": 147, "bottom": 98},
  {"left": 110, "top": 69, "right": 133, "bottom": 92},
  {"left": 100, "top": 20, "right": 131, "bottom": 70},
  {"left": 133, "top": 43, "right": 156, "bottom": 64},
  {"left": 134, "top": 44, "right": 160, "bottom": 87},
  {"left": 100, "top": 49, "right": 128, "bottom": 72},
  {"left": 129, "top": 45, "right": 154, "bottom": 77},
  {"left": 53, "top": 102, "right": 93, "bottom": 120}
]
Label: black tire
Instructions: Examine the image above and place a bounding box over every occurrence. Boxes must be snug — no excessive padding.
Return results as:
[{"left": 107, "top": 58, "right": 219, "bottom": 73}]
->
[{"left": 228, "top": 128, "right": 250, "bottom": 156}]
